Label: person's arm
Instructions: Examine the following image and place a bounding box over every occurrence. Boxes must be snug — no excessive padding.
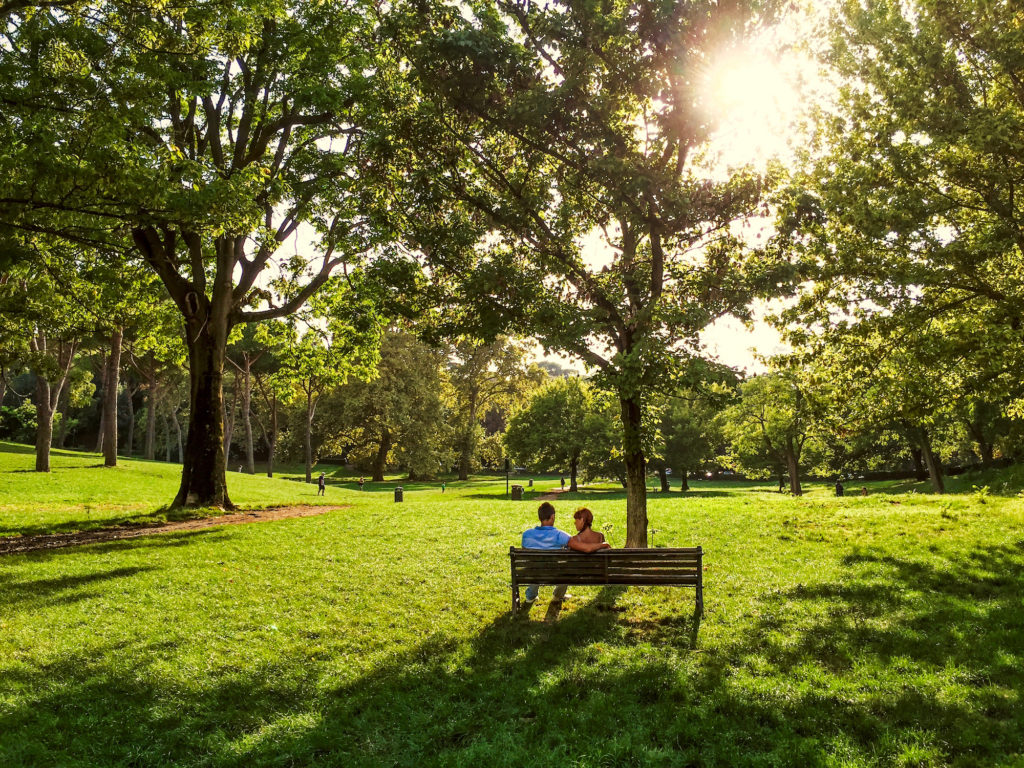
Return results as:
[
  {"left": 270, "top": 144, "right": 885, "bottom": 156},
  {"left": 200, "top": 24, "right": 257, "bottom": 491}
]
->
[{"left": 567, "top": 537, "right": 611, "bottom": 553}]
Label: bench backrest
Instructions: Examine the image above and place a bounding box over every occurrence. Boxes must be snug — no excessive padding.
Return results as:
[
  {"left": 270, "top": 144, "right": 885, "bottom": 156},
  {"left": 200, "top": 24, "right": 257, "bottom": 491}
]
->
[{"left": 509, "top": 546, "right": 702, "bottom": 586}]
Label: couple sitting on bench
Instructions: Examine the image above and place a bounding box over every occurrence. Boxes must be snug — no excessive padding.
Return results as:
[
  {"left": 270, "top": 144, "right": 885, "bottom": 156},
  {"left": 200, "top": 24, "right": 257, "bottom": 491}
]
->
[{"left": 520, "top": 501, "right": 610, "bottom": 603}]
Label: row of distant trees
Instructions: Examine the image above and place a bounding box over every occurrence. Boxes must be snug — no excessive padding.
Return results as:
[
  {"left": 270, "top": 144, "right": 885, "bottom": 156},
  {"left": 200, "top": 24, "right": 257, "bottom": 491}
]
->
[
  {"left": 7, "top": 293, "right": 1018, "bottom": 498},
  {"left": 2, "top": 0, "right": 1023, "bottom": 543}
]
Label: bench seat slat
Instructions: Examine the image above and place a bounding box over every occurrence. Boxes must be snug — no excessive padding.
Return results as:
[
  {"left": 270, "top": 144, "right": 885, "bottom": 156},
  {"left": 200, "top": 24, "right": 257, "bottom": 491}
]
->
[
  {"left": 509, "top": 546, "right": 704, "bottom": 614},
  {"left": 517, "top": 576, "right": 700, "bottom": 586}
]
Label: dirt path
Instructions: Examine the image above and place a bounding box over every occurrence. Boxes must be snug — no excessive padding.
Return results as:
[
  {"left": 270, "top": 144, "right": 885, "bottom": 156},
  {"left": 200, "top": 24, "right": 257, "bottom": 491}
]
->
[
  {"left": 534, "top": 489, "right": 568, "bottom": 501},
  {"left": 0, "top": 505, "right": 345, "bottom": 556}
]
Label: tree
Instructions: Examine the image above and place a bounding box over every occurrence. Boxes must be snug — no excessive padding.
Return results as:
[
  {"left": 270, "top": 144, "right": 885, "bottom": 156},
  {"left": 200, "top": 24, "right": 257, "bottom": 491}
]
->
[
  {"left": 719, "top": 372, "right": 816, "bottom": 495},
  {"left": 651, "top": 383, "right": 732, "bottom": 492},
  {"left": 279, "top": 285, "right": 381, "bottom": 483},
  {"left": 0, "top": 251, "right": 91, "bottom": 471},
  {"left": 446, "top": 337, "right": 542, "bottom": 480},
  {"left": 505, "top": 377, "right": 617, "bottom": 491},
  {"left": 2, "top": 1, "right": 401, "bottom": 506},
  {"left": 386, "top": 0, "right": 791, "bottom": 544},
  {"left": 249, "top": 321, "right": 293, "bottom": 478},
  {"left": 321, "top": 329, "right": 452, "bottom": 480},
  {"left": 779, "top": 0, "right": 1024, "bottom": 422},
  {"left": 227, "top": 325, "right": 268, "bottom": 475}
]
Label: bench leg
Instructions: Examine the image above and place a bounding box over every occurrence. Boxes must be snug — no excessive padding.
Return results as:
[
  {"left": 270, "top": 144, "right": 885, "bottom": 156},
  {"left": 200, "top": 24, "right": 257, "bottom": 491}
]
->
[
  {"left": 512, "top": 584, "right": 520, "bottom": 613},
  {"left": 696, "top": 578, "right": 704, "bottom": 616}
]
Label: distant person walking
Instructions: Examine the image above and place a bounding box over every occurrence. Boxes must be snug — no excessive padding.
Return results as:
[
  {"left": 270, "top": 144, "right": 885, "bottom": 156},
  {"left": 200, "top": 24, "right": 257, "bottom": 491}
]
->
[
  {"left": 835, "top": 480, "right": 844, "bottom": 497},
  {"left": 359, "top": 476, "right": 365, "bottom": 491},
  {"left": 317, "top": 472, "right": 326, "bottom": 496},
  {"left": 560, "top": 476, "right": 565, "bottom": 491},
  {"left": 441, "top": 481, "right": 446, "bottom": 493}
]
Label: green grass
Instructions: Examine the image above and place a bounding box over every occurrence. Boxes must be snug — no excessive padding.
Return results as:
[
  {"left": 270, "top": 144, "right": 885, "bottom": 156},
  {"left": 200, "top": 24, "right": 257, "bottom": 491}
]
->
[{"left": 1, "top": 441, "right": 1023, "bottom": 766}]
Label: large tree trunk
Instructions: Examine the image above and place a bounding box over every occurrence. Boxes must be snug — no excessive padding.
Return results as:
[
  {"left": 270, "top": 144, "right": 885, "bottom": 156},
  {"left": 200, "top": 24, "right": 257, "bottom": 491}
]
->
[
  {"left": 93, "top": 352, "right": 107, "bottom": 454},
  {"left": 918, "top": 428, "right": 945, "bottom": 494},
  {"left": 620, "top": 397, "right": 648, "bottom": 548},
  {"left": 35, "top": 379, "right": 56, "bottom": 473},
  {"left": 680, "top": 469, "right": 689, "bottom": 492},
  {"left": 32, "top": 338, "right": 76, "bottom": 473},
  {"left": 569, "top": 451, "right": 579, "bottom": 492},
  {"left": 255, "top": 393, "right": 277, "bottom": 478},
  {"left": 457, "top": 398, "right": 477, "bottom": 481},
  {"left": 372, "top": 426, "right": 391, "bottom": 482},
  {"left": 172, "top": 406, "right": 184, "bottom": 464},
  {"left": 241, "top": 365, "right": 255, "bottom": 474},
  {"left": 55, "top": 386, "right": 69, "bottom": 449},
  {"left": 124, "top": 383, "right": 135, "bottom": 457},
  {"left": 163, "top": 411, "right": 172, "bottom": 462},
  {"left": 303, "top": 393, "right": 318, "bottom": 483},
  {"left": 786, "top": 446, "right": 802, "bottom": 496},
  {"left": 144, "top": 378, "right": 158, "bottom": 460},
  {"left": 102, "top": 328, "right": 122, "bottom": 467},
  {"left": 909, "top": 445, "right": 927, "bottom": 481},
  {"left": 657, "top": 465, "right": 669, "bottom": 492},
  {"left": 174, "top": 321, "right": 230, "bottom": 508},
  {"left": 223, "top": 377, "right": 237, "bottom": 465},
  {"left": 966, "top": 420, "right": 994, "bottom": 469}
]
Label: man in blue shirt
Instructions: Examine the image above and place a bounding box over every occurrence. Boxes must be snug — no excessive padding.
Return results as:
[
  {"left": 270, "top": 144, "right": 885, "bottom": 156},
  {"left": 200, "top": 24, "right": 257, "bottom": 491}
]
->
[
  {"left": 521, "top": 501, "right": 608, "bottom": 603},
  {"left": 521, "top": 502, "right": 570, "bottom": 603}
]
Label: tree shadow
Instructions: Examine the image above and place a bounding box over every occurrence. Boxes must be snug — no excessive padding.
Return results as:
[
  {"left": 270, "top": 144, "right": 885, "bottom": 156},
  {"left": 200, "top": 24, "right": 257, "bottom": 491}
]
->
[
  {"left": 3, "top": 543, "right": 1023, "bottom": 766},
  {"left": 0, "top": 564, "right": 158, "bottom": 612},
  {"left": 0, "top": 527, "right": 229, "bottom": 559}
]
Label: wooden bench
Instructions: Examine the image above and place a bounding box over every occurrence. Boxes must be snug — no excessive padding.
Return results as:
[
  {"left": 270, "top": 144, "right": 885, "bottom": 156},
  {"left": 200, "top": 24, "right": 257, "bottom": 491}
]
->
[{"left": 509, "top": 546, "right": 703, "bottom": 614}]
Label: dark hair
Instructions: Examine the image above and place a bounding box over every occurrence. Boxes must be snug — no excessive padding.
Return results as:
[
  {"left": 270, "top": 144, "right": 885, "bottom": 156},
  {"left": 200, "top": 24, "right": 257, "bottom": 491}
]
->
[
  {"left": 538, "top": 501, "right": 556, "bottom": 521},
  {"left": 573, "top": 507, "right": 593, "bottom": 529}
]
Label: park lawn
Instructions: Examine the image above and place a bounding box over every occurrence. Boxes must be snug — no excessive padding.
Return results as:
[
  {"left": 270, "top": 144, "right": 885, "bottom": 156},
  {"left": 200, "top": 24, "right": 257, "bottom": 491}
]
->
[{"left": 0, "top": 445, "right": 1022, "bottom": 766}]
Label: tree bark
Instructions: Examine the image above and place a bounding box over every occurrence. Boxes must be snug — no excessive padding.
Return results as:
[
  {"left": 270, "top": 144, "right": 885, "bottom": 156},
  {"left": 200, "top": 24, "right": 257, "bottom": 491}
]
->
[
  {"left": 223, "top": 376, "right": 237, "bottom": 464},
  {"left": 372, "top": 426, "right": 391, "bottom": 482},
  {"left": 55, "top": 385, "right": 69, "bottom": 449},
  {"left": 679, "top": 469, "right": 689, "bottom": 492},
  {"left": 909, "top": 446, "right": 927, "bottom": 481},
  {"left": 35, "top": 379, "right": 55, "bottom": 473},
  {"left": 303, "top": 393, "right": 318, "bottom": 483},
  {"left": 124, "top": 382, "right": 136, "bottom": 457},
  {"left": 620, "top": 396, "right": 648, "bottom": 548},
  {"left": 144, "top": 377, "right": 158, "bottom": 460},
  {"left": 657, "top": 465, "right": 669, "bottom": 492},
  {"left": 174, "top": 321, "right": 230, "bottom": 507},
  {"left": 919, "top": 428, "right": 945, "bottom": 494},
  {"left": 966, "top": 420, "right": 994, "bottom": 469},
  {"left": 241, "top": 364, "right": 255, "bottom": 474},
  {"left": 171, "top": 406, "right": 184, "bottom": 464},
  {"left": 457, "top": 397, "right": 478, "bottom": 481},
  {"left": 254, "top": 391, "right": 277, "bottom": 478},
  {"left": 102, "top": 327, "right": 122, "bottom": 467},
  {"left": 93, "top": 352, "right": 107, "bottom": 454},
  {"left": 31, "top": 338, "right": 76, "bottom": 473},
  {"left": 163, "top": 411, "right": 172, "bottom": 462},
  {"left": 569, "top": 451, "right": 579, "bottom": 492},
  {"left": 786, "top": 447, "right": 802, "bottom": 496}
]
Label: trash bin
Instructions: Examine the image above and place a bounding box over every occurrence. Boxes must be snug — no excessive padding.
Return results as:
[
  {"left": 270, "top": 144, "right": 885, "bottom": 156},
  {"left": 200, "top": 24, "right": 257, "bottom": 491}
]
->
[
  {"left": 511, "top": 484, "right": 523, "bottom": 500},
  {"left": 394, "top": 486, "right": 403, "bottom": 502},
  {"left": 528, "top": 479, "right": 533, "bottom": 487}
]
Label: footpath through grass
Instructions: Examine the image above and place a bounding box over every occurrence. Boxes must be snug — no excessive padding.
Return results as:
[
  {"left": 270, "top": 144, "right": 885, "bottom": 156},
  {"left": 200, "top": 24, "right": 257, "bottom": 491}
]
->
[{"left": 1, "top": 442, "right": 1023, "bottom": 767}]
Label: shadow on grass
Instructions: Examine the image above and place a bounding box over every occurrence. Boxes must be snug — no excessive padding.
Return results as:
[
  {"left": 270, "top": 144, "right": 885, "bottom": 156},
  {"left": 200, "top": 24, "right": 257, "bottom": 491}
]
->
[
  {"left": 0, "top": 564, "right": 158, "bottom": 612},
  {"left": 0, "top": 528, "right": 229, "bottom": 561},
  {"left": 3, "top": 544, "right": 1024, "bottom": 766}
]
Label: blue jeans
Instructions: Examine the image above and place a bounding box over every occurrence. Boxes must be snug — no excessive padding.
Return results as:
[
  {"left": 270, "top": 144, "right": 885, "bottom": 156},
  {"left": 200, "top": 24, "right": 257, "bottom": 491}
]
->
[{"left": 524, "top": 584, "right": 567, "bottom": 601}]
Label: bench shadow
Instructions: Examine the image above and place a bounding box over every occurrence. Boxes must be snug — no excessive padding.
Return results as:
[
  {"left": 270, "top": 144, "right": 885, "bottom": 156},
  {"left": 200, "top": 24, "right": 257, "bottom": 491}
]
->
[{"left": 4, "top": 543, "right": 1023, "bottom": 766}]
